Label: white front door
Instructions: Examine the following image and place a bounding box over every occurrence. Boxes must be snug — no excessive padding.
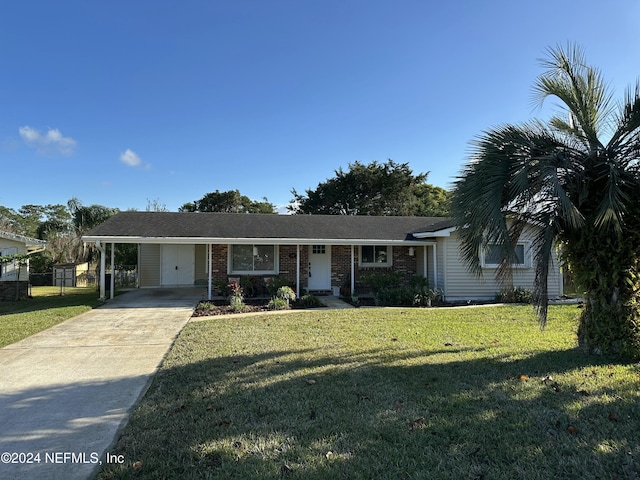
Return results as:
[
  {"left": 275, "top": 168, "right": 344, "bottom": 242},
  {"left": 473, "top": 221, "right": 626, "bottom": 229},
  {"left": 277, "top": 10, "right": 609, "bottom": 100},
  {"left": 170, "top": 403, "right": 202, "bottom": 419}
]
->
[
  {"left": 161, "top": 244, "right": 195, "bottom": 286},
  {"left": 308, "top": 245, "right": 331, "bottom": 290}
]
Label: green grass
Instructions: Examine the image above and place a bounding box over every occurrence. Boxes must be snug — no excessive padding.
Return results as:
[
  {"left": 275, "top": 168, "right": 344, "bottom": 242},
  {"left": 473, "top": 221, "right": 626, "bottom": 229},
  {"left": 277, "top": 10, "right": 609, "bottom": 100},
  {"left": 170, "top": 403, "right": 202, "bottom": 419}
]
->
[
  {"left": 0, "top": 286, "right": 102, "bottom": 347},
  {"left": 98, "top": 306, "right": 640, "bottom": 480}
]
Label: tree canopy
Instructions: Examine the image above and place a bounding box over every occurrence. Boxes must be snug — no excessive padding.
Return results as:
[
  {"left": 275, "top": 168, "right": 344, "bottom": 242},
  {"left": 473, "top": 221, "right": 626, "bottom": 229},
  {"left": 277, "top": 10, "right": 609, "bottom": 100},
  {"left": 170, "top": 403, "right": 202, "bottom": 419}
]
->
[
  {"left": 451, "top": 44, "right": 640, "bottom": 358},
  {"left": 179, "top": 189, "right": 276, "bottom": 214},
  {"left": 290, "top": 159, "right": 450, "bottom": 216}
]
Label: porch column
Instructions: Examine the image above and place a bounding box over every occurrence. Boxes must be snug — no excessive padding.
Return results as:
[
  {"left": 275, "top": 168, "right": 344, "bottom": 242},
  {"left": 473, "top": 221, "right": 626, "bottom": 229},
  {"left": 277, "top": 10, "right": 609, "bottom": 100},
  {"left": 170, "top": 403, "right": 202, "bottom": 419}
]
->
[
  {"left": 350, "top": 245, "right": 355, "bottom": 296},
  {"left": 207, "top": 243, "right": 212, "bottom": 300},
  {"left": 110, "top": 242, "right": 115, "bottom": 299},
  {"left": 432, "top": 243, "right": 438, "bottom": 289},
  {"left": 296, "top": 244, "right": 300, "bottom": 299}
]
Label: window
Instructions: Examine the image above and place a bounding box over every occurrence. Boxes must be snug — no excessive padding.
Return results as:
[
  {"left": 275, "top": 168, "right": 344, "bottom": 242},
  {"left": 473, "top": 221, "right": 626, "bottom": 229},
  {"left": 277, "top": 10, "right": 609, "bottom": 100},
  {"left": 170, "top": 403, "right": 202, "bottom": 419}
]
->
[
  {"left": 483, "top": 243, "right": 527, "bottom": 267},
  {"left": 360, "top": 245, "right": 392, "bottom": 267},
  {"left": 312, "top": 245, "right": 326, "bottom": 254},
  {"left": 230, "top": 244, "right": 277, "bottom": 273}
]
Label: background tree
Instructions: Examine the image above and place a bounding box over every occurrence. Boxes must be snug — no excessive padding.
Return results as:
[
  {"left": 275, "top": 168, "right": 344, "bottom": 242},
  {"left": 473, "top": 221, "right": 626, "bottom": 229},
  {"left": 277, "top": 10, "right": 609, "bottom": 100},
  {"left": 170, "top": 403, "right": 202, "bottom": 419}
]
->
[
  {"left": 179, "top": 189, "right": 276, "bottom": 213},
  {"left": 290, "top": 159, "right": 450, "bottom": 216},
  {"left": 451, "top": 44, "right": 640, "bottom": 358}
]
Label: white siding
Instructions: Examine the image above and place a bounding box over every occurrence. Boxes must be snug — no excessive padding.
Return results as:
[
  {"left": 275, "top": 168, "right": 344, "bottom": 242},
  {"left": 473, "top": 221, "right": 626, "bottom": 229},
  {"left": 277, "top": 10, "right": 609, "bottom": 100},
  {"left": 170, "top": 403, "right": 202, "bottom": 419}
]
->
[
  {"left": 194, "top": 245, "right": 207, "bottom": 284},
  {"left": 139, "top": 244, "right": 161, "bottom": 287},
  {"left": 0, "top": 239, "right": 29, "bottom": 281},
  {"left": 442, "top": 229, "right": 563, "bottom": 300}
]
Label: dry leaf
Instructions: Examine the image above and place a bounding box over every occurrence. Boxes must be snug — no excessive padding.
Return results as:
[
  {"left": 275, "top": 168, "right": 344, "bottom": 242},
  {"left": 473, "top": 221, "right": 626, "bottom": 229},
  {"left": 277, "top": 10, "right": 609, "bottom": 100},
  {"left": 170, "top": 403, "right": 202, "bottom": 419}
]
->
[
  {"left": 132, "top": 461, "right": 142, "bottom": 471},
  {"left": 306, "top": 379, "right": 317, "bottom": 385},
  {"left": 408, "top": 417, "right": 425, "bottom": 430},
  {"left": 518, "top": 374, "right": 529, "bottom": 381},
  {"left": 567, "top": 425, "right": 578, "bottom": 435}
]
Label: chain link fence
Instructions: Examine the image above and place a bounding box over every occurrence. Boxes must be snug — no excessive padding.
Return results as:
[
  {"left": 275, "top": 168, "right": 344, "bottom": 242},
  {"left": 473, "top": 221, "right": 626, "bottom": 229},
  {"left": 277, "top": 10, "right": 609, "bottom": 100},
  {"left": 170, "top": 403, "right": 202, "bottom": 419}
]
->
[{"left": 29, "top": 265, "right": 138, "bottom": 289}]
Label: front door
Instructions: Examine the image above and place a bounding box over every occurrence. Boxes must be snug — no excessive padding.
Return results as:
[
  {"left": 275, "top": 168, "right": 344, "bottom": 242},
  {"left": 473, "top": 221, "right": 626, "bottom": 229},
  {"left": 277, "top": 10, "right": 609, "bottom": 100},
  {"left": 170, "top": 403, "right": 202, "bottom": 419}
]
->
[
  {"left": 308, "top": 245, "right": 331, "bottom": 290},
  {"left": 161, "top": 244, "right": 195, "bottom": 286}
]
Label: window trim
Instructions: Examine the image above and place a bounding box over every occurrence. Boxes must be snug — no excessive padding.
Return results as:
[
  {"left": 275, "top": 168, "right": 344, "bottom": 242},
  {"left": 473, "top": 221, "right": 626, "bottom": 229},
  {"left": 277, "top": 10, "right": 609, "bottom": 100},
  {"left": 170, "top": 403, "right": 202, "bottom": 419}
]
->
[
  {"left": 359, "top": 245, "right": 393, "bottom": 267},
  {"left": 228, "top": 244, "right": 279, "bottom": 275},
  {"left": 481, "top": 242, "right": 529, "bottom": 268}
]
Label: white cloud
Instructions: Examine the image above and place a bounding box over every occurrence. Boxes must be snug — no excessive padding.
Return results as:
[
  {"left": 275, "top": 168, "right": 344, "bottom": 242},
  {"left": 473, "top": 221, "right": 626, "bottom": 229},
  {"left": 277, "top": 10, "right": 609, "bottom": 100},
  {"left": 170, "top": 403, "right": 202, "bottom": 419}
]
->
[
  {"left": 19, "top": 126, "right": 77, "bottom": 155},
  {"left": 120, "top": 148, "right": 142, "bottom": 167}
]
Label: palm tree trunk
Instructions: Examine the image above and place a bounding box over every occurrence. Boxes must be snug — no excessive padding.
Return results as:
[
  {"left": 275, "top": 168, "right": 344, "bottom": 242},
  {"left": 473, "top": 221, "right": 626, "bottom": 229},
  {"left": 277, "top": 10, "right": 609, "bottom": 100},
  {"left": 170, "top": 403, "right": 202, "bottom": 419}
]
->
[{"left": 570, "top": 229, "right": 640, "bottom": 358}]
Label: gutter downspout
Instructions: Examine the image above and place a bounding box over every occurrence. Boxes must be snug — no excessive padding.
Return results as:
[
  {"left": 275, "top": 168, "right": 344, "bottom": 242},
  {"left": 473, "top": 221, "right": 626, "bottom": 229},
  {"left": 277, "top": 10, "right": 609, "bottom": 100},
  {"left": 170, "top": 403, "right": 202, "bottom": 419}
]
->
[{"left": 95, "top": 241, "right": 106, "bottom": 300}]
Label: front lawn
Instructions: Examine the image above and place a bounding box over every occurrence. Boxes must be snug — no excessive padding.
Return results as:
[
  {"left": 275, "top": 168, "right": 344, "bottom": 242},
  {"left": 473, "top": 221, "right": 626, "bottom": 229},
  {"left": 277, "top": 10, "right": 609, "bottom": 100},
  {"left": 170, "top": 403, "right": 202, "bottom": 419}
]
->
[
  {"left": 98, "top": 305, "right": 640, "bottom": 479},
  {"left": 0, "top": 286, "right": 102, "bottom": 347}
]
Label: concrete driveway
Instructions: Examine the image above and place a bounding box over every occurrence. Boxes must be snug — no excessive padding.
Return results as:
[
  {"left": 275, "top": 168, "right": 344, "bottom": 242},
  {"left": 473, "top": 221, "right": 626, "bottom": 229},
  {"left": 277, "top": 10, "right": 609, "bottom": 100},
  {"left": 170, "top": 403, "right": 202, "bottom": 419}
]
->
[{"left": 0, "top": 288, "right": 205, "bottom": 480}]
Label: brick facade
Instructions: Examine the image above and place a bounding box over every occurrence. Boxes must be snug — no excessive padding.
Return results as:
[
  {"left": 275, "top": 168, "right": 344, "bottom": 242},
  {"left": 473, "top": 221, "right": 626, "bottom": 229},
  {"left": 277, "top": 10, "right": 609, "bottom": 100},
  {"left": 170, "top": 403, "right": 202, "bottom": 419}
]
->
[
  {"left": 0, "top": 281, "right": 29, "bottom": 301},
  {"left": 205, "top": 244, "right": 417, "bottom": 295}
]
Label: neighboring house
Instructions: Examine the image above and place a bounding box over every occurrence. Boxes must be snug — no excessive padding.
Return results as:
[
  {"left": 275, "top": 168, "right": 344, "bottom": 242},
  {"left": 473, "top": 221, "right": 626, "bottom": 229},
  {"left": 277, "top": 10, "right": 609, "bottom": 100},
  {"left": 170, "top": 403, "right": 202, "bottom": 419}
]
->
[
  {"left": 0, "top": 230, "right": 47, "bottom": 300},
  {"left": 82, "top": 212, "right": 563, "bottom": 302}
]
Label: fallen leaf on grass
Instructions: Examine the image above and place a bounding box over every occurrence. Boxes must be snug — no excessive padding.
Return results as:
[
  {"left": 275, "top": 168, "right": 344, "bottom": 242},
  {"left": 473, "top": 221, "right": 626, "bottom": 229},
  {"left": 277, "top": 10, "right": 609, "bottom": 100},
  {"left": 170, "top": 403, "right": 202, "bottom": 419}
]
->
[
  {"left": 391, "top": 338, "right": 398, "bottom": 342},
  {"left": 518, "top": 374, "right": 529, "bottom": 381},
  {"left": 444, "top": 342, "right": 453, "bottom": 346},
  {"left": 567, "top": 425, "right": 578, "bottom": 435},
  {"left": 408, "top": 417, "right": 425, "bottom": 430},
  {"left": 305, "top": 379, "right": 317, "bottom": 385},
  {"left": 132, "top": 461, "right": 143, "bottom": 471}
]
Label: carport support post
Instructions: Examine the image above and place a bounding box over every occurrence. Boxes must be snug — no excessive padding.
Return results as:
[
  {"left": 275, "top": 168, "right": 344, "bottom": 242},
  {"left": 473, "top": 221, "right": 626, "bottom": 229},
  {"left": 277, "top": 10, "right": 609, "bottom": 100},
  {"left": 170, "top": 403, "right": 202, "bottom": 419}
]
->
[{"left": 110, "top": 243, "right": 115, "bottom": 300}]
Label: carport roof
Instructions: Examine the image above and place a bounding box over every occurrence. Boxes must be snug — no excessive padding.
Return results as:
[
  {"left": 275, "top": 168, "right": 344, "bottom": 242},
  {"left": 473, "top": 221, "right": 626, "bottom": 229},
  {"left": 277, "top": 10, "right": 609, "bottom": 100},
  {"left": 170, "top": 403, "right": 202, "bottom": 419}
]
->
[{"left": 82, "top": 212, "right": 455, "bottom": 245}]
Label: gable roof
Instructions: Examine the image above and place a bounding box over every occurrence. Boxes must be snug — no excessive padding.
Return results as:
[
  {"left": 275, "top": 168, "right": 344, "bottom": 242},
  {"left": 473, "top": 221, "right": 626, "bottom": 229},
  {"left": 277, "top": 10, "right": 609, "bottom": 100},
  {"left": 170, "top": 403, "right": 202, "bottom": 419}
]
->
[
  {"left": 0, "top": 230, "right": 47, "bottom": 251},
  {"left": 82, "top": 212, "right": 455, "bottom": 245}
]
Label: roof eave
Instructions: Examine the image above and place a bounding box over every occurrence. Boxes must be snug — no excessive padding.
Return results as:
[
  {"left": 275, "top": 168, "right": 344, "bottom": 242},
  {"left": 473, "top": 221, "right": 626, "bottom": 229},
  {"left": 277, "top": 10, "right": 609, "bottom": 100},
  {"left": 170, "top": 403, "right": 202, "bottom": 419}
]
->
[{"left": 82, "top": 235, "right": 436, "bottom": 246}]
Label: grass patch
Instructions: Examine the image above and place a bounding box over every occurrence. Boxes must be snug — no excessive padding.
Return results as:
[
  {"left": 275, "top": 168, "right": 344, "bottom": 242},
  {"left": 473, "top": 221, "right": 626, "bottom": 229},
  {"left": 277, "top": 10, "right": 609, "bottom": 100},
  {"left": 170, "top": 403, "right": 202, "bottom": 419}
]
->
[
  {"left": 0, "top": 286, "right": 102, "bottom": 347},
  {"left": 99, "top": 306, "right": 640, "bottom": 479}
]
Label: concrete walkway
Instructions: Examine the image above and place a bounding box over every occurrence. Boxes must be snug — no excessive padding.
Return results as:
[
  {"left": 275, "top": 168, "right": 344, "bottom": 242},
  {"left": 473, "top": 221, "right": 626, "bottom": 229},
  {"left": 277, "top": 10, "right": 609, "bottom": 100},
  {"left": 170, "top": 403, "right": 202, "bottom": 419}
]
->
[{"left": 0, "top": 288, "right": 206, "bottom": 480}]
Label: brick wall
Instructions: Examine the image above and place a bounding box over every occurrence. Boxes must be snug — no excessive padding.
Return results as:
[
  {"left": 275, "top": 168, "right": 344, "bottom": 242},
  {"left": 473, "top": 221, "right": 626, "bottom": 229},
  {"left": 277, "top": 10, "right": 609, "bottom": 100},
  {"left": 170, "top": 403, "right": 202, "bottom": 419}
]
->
[
  {"left": 0, "top": 281, "right": 28, "bottom": 301},
  {"left": 331, "top": 245, "right": 418, "bottom": 293},
  {"left": 207, "top": 243, "right": 417, "bottom": 295}
]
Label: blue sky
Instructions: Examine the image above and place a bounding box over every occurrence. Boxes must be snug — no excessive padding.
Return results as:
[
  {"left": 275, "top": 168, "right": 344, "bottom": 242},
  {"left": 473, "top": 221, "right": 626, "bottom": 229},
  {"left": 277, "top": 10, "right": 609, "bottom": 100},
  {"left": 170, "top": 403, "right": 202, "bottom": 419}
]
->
[{"left": 2, "top": 0, "right": 639, "bottom": 214}]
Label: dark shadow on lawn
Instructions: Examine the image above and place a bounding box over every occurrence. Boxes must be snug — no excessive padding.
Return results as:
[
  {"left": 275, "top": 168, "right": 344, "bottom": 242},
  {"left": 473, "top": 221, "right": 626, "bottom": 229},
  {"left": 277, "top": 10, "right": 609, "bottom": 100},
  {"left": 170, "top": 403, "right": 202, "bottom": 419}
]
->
[{"left": 98, "top": 348, "right": 640, "bottom": 480}]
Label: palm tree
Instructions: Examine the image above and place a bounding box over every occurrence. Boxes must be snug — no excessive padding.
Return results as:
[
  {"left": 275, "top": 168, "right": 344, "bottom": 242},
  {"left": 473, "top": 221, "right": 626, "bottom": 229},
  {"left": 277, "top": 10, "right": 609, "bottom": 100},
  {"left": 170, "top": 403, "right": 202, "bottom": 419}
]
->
[{"left": 451, "top": 44, "right": 640, "bottom": 358}]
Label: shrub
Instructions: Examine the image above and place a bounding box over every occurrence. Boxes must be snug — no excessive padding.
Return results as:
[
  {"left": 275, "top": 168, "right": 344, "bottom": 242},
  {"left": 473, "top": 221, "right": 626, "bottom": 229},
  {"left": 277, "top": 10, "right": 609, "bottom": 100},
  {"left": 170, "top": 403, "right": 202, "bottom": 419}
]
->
[
  {"left": 267, "top": 297, "right": 289, "bottom": 310},
  {"left": 495, "top": 286, "right": 533, "bottom": 304},
  {"left": 266, "top": 276, "right": 294, "bottom": 296},
  {"left": 297, "top": 294, "right": 324, "bottom": 308},
  {"left": 276, "top": 286, "right": 296, "bottom": 303},
  {"left": 228, "top": 281, "right": 247, "bottom": 313},
  {"left": 363, "top": 273, "right": 437, "bottom": 307}
]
